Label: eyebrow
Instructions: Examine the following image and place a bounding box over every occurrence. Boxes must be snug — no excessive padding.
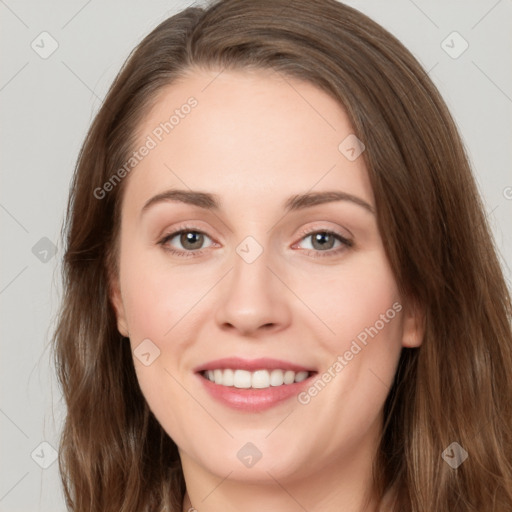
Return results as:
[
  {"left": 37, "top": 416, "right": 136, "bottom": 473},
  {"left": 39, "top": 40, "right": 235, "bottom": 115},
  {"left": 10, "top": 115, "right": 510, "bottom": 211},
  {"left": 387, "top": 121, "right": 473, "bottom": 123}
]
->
[{"left": 140, "top": 189, "right": 375, "bottom": 216}]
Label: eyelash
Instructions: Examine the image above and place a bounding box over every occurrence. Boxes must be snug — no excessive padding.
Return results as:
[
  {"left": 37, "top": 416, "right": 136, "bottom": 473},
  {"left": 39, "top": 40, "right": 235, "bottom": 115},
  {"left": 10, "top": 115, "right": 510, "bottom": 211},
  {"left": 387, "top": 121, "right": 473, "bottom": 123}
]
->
[{"left": 157, "top": 224, "right": 353, "bottom": 259}]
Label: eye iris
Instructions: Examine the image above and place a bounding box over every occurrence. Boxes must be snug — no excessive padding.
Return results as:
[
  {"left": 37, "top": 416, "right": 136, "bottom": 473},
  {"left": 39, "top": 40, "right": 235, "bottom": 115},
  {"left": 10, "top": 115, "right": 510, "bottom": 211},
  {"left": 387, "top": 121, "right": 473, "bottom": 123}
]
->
[
  {"left": 312, "top": 232, "right": 335, "bottom": 250},
  {"left": 181, "top": 231, "right": 203, "bottom": 250}
]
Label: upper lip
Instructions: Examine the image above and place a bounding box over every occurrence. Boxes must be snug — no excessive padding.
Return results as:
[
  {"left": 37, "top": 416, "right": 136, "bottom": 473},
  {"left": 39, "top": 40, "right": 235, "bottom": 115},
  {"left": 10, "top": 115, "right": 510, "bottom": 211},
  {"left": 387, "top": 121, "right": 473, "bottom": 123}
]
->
[{"left": 194, "top": 357, "right": 316, "bottom": 373}]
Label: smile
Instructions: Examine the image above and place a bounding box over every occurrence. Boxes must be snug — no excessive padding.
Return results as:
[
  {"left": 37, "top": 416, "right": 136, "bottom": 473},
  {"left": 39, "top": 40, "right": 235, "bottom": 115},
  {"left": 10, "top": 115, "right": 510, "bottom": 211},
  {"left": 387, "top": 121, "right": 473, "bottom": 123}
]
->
[
  {"left": 201, "top": 368, "right": 311, "bottom": 388},
  {"left": 195, "top": 357, "right": 317, "bottom": 411}
]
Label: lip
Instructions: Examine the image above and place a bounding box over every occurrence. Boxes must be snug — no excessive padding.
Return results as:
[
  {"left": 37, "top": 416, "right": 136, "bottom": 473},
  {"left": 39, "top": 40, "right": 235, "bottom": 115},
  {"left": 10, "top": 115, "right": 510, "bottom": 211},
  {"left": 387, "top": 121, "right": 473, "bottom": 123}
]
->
[
  {"left": 197, "top": 375, "right": 315, "bottom": 412},
  {"left": 193, "top": 357, "right": 316, "bottom": 373},
  {"left": 194, "top": 358, "right": 317, "bottom": 412}
]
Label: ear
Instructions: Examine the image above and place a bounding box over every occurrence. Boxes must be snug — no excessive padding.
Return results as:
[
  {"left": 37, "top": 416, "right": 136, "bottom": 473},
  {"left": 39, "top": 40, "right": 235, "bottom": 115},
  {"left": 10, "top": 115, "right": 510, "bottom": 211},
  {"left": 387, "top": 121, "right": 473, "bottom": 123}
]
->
[
  {"left": 109, "top": 275, "right": 130, "bottom": 338},
  {"left": 400, "top": 298, "right": 425, "bottom": 348}
]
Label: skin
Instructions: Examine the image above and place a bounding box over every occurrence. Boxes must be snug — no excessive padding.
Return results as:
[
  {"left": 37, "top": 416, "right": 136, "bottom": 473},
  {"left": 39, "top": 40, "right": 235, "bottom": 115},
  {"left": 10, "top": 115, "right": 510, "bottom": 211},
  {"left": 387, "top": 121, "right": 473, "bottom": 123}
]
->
[{"left": 110, "top": 67, "right": 424, "bottom": 512}]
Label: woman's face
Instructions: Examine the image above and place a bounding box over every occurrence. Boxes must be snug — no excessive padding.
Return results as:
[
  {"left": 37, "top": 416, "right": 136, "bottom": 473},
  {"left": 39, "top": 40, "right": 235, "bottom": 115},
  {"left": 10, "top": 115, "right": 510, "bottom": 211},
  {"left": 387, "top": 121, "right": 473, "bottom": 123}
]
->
[{"left": 110, "top": 68, "right": 423, "bottom": 487}]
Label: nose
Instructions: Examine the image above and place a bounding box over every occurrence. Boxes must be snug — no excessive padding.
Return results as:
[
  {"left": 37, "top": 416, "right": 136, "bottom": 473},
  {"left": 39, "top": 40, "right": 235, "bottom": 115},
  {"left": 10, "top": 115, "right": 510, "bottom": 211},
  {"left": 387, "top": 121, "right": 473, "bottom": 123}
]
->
[{"left": 214, "top": 246, "right": 292, "bottom": 337}]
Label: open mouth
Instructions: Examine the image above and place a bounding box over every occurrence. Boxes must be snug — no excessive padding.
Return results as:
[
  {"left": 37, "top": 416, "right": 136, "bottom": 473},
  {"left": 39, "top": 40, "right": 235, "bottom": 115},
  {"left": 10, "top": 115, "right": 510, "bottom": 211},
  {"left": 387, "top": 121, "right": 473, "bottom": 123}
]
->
[
  {"left": 200, "top": 368, "right": 316, "bottom": 389},
  {"left": 194, "top": 358, "right": 318, "bottom": 410}
]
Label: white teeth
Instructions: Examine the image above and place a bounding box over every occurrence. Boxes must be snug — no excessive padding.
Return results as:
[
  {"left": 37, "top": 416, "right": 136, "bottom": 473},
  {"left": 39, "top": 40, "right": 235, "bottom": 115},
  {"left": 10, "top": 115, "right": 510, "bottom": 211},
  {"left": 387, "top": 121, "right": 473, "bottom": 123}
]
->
[
  {"left": 251, "top": 370, "right": 269, "bottom": 389},
  {"left": 269, "top": 369, "right": 284, "bottom": 386},
  {"left": 203, "top": 368, "right": 311, "bottom": 388},
  {"left": 283, "top": 370, "right": 295, "bottom": 384},
  {"left": 294, "top": 371, "right": 309, "bottom": 382},
  {"left": 233, "top": 369, "right": 252, "bottom": 388},
  {"left": 223, "top": 368, "right": 234, "bottom": 386}
]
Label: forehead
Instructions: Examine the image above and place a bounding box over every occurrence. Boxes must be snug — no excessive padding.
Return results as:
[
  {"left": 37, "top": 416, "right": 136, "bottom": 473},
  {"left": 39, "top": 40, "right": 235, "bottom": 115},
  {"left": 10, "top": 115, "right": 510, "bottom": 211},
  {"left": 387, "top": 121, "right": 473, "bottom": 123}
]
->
[{"left": 122, "top": 68, "right": 373, "bottom": 216}]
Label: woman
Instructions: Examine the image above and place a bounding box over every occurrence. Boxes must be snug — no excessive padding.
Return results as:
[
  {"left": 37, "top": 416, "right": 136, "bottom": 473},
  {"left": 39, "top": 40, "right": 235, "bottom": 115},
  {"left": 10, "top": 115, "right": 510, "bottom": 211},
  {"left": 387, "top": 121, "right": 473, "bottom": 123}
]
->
[{"left": 52, "top": 0, "right": 512, "bottom": 510}]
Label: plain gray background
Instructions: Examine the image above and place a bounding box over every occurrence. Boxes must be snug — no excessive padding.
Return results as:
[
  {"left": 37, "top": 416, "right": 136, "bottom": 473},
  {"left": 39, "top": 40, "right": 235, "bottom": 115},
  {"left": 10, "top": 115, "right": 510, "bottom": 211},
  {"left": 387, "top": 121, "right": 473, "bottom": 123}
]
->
[{"left": 1, "top": 0, "right": 511, "bottom": 510}]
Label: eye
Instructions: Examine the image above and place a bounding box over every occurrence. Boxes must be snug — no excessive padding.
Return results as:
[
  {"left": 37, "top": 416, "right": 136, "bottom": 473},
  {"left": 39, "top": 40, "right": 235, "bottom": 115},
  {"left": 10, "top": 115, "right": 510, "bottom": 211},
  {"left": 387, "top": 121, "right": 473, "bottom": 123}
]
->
[
  {"left": 158, "top": 226, "right": 353, "bottom": 259},
  {"left": 158, "top": 226, "right": 215, "bottom": 257},
  {"left": 294, "top": 229, "right": 353, "bottom": 258}
]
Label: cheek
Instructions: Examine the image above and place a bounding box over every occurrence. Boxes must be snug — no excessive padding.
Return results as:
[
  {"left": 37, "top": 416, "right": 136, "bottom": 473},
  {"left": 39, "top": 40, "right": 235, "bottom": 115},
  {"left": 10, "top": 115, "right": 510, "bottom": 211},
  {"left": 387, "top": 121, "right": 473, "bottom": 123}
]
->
[
  {"left": 302, "top": 249, "right": 402, "bottom": 351},
  {"left": 294, "top": 264, "right": 403, "bottom": 456},
  {"left": 132, "top": 362, "right": 193, "bottom": 447},
  {"left": 297, "top": 248, "right": 404, "bottom": 412},
  {"left": 119, "top": 246, "right": 200, "bottom": 341}
]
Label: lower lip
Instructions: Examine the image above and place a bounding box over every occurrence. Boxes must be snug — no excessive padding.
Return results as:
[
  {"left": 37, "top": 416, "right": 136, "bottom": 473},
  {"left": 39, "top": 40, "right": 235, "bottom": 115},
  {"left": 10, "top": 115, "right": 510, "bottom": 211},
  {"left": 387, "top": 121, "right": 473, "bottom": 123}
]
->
[{"left": 197, "top": 373, "right": 315, "bottom": 412}]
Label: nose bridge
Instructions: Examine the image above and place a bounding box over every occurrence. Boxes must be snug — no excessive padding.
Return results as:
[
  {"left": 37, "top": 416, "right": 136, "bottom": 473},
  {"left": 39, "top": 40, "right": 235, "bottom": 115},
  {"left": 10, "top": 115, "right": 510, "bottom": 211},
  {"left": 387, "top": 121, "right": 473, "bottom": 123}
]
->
[
  {"left": 230, "top": 235, "right": 276, "bottom": 303},
  {"left": 214, "top": 234, "right": 291, "bottom": 334}
]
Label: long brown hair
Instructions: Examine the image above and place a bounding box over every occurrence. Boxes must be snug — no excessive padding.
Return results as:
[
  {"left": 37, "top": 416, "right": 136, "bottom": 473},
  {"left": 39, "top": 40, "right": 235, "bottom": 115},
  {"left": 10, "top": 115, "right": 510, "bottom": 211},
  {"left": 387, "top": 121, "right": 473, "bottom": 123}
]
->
[{"left": 52, "top": 0, "right": 512, "bottom": 510}]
